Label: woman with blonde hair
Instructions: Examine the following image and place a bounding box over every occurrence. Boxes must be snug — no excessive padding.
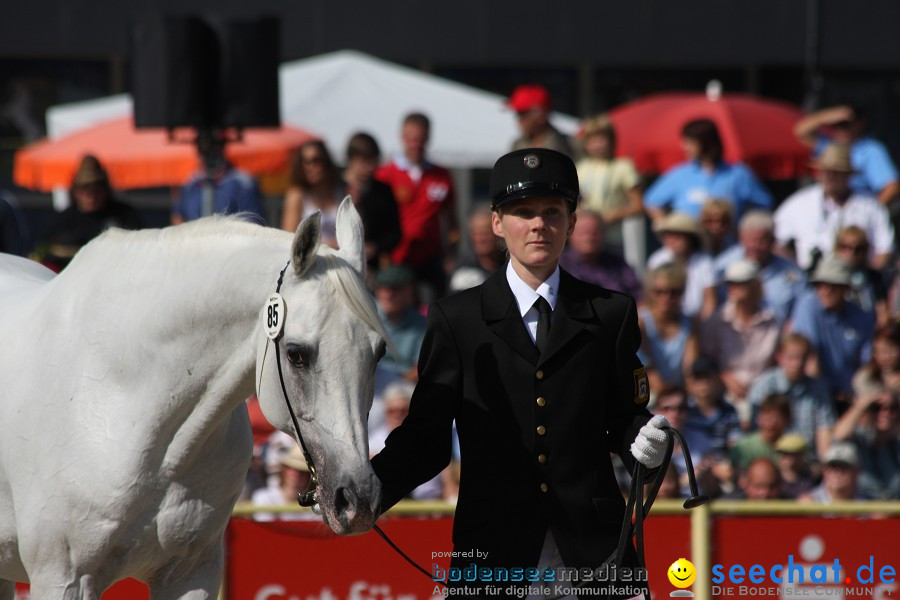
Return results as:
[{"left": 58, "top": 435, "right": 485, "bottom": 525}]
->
[{"left": 576, "top": 114, "right": 644, "bottom": 251}]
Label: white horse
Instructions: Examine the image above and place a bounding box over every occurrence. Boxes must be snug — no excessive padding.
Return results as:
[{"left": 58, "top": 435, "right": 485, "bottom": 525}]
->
[{"left": 0, "top": 198, "right": 385, "bottom": 599}]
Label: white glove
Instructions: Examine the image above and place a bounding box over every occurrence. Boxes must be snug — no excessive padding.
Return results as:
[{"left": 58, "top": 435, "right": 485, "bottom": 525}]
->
[{"left": 630, "top": 415, "right": 669, "bottom": 468}]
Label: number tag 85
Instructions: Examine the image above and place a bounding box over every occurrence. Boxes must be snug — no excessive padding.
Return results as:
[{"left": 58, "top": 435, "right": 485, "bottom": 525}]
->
[{"left": 264, "top": 293, "right": 286, "bottom": 340}]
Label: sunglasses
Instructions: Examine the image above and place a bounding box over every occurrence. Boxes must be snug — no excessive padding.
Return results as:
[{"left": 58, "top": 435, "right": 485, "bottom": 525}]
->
[
  {"left": 836, "top": 242, "right": 867, "bottom": 254},
  {"left": 653, "top": 288, "right": 684, "bottom": 296}
]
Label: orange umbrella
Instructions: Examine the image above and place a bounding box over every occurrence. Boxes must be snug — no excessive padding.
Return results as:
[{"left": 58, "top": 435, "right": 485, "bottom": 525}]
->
[{"left": 13, "top": 117, "right": 317, "bottom": 191}]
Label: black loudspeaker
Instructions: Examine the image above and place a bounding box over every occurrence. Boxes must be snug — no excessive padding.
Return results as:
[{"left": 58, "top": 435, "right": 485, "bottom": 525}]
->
[
  {"left": 214, "top": 17, "right": 281, "bottom": 128},
  {"left": 132, "top": 15, "right": 280, "bottom": 130}
]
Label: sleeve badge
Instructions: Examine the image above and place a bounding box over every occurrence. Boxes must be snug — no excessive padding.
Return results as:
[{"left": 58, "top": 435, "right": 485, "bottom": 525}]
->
[{"left": 634, "top": 367, "right": 650, "bottom": 405}]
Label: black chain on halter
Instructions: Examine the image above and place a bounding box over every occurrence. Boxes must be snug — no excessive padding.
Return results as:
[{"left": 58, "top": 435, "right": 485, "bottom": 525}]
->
[{"left": 271, "top": 260, "right": 319, "bottom": 507}]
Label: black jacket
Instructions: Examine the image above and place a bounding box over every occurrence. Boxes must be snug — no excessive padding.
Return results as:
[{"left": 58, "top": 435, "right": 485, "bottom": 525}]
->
[
  {"left": 372, "top": 268, "right": 651, "bottom": 591},
  {"left": 348, "top": 179, "right": 401, "bottom": 269}
]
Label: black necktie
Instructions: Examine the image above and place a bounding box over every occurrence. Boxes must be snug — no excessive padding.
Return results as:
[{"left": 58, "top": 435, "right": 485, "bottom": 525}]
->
[{"left": 534, "top": 296, "right": 552, "bottom": 354}]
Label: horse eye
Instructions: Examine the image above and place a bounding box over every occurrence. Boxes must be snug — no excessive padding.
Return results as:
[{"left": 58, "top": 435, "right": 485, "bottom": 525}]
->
[{"left": 285, "top": 345, "right": 308, "bottom": 368}]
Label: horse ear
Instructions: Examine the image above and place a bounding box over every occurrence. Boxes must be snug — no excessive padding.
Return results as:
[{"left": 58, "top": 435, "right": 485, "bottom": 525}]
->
[
  {"left": 335, "top": 196, "right": 366, "bottom": 277},
  {"left": 291, "top": 211, "right": 322, "bottom": 278}
]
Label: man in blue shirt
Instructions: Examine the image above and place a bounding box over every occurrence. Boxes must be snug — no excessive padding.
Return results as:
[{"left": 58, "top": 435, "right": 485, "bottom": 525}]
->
[
  {"left": 370, "top": 265, "right": 427, "bottom": 437},
  {"left": 790, "top": 257, "right": 875, "bottom": 405},
  {"left": 683, "top": 357, "right": 742, "bottom": 461},
  {"left": 747, "top": 332, "right": 836, "bottom": 461},
  {"left": 644, "top": 119, "right": 773, "bottom": 221},
  {"left": 373, "top": 265, "right": 427, "bottom": 381},
  {"left": 172, "top": 134, "right": 266, "bottom": 225},
  {"left": 795, "top": 104, "right": 899, "bottom": 207}
]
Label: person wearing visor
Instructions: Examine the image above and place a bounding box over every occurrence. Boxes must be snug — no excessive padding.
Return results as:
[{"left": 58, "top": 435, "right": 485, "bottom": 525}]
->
[{"left": 372, "top": 148, "right": 668, "bottom": 598}]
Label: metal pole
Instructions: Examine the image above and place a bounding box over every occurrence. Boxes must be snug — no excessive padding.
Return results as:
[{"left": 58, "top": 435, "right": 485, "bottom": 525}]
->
[{"left": 691, "top": 502, "right": 712, "bottom": 600}]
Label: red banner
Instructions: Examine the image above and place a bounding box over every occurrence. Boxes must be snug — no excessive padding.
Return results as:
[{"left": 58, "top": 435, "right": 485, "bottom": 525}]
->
[
  {"left": 14, "top": 513, "right": 900, "bottom": 599},
  {"left": 226, "top": 516, "right": 452, "bottom": 600}
]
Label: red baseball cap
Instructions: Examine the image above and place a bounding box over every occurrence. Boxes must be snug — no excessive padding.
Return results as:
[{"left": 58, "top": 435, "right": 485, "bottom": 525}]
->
[{"left": 507, "top": 84, "right": 551, "bottom": 112}]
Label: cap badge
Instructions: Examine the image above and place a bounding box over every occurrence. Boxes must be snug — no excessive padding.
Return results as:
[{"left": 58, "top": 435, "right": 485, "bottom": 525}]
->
[{"left": 523, "top": 154, "right": 541, "bottom": 169}]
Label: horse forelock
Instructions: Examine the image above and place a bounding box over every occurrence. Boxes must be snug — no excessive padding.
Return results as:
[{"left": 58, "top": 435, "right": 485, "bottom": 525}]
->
[{"left": 315, "top": 252, "right": 394, "bottom": 353}]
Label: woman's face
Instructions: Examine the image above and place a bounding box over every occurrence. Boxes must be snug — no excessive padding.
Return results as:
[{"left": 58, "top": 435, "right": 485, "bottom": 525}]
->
[
  {"left": 73, "top": 183, "right": 108, "bottom": 213},
  {"left": 584, "top": 133, "right": 612, "bottom": 160},
  {"left": 834, "top": 234, "right": 868, "bottom": 268},
  {"left": 650, "top": 275, "right": 684, "bottom": 313},
  {"left": 301, "top": 147, "right": 327, "bottom": 185},
  {"left": 873, "top": 339, "right": 900, "bottom": 372},
  {"left": 662, "top": 231, "right": 692, "bottom": 257},
  {"left": 348, "top": 155, "right": 378, "bottom": 182},
  {"left": 872, "top": 396, "right": 900, "bottom": 433},
  {"left": 492, "top": 196, "right": 575, "bottom": 273},
  {"left": 469, "top": 212, "right": 498, "bottom": 257},
  {"left": 702, "top": 209, "right": 731, "bottom": 239},
  {"left": 682, "top": 137, "right": 701, "bottom": 161},
  {"left": 569, "top": 214, "right": 605, "bottom": 258}
]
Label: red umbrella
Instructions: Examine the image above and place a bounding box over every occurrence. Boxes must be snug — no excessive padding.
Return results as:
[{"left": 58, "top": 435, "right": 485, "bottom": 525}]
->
[
  {"left": 608, "top": 92, "right": 810, "bottom": 179},
  {"left": 13, "top": 116, "right": 317, "bottom": 191}
]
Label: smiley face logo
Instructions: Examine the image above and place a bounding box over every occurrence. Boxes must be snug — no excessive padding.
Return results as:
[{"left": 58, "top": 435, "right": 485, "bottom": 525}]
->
[{"left": 667, "top": 558, "right": 696, "bottom": 588}]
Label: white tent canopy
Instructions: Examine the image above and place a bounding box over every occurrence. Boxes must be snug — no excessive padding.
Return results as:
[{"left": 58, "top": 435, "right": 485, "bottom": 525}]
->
[
  {"left": 277, "top": 50, "right": 578, "bottom": 168},
  {"left": 46, "top": 50, "right": 579, "bottom": 169},
  {"left": 47, "top": 94, "right": 132, "bottom": 140}
]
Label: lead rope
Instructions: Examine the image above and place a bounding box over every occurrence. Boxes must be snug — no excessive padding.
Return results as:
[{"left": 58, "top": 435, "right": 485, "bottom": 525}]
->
[{"left": 374, "top": 524, "right": 447, "bottom": 586}]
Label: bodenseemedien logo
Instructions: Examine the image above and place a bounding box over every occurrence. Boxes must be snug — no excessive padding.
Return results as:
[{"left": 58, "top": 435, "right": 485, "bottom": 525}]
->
[{"left": 667, "top": 558, "right": 696, "bottom": 597}]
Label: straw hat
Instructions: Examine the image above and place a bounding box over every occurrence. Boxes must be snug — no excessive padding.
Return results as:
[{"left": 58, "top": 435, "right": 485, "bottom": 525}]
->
[
  {"left": 774, "top": 433, "right": 807, "bottom": 454},
  {"left": 823, "top": 442, "right": 859, "bottom": 468},
  {"left": 653, "top": 212, "right": 702, "bottom": 238},
  {"left": 809, "top": 256, "right": 852, "bottom": 286},
  {"left": 811, "top": 143, "right": 856, "bottom": 173},
  {"left": 279, "top": 446, "right": 310, "bottom": 473},
  {"left": 724, "top": 258, "right": 760, "bottom": 283}
]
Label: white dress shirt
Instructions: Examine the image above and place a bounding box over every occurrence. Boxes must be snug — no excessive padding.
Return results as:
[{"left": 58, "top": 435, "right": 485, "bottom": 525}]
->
[
  {"left": 774, "top": 183, "right": 894, "bottom": 269},
  {"left": 506, "top": 261, "right": 560, "bottom": 344}
]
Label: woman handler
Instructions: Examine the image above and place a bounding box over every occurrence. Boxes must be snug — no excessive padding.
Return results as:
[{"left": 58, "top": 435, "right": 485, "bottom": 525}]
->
[{"left": 371, "top": 148, "right": 667, "bottom": 598}]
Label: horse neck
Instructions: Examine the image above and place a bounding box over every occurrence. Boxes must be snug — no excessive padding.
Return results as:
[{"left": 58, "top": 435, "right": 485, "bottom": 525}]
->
[{"left": 58, "top": 226, "right": 291, "bottom": 465}]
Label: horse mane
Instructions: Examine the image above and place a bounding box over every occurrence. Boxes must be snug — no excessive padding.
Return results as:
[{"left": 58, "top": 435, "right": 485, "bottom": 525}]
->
[
  {"left": 318, "top": 252, "right": 395, "bottom": 355},
  {"left": 102, "top": 214, "right": 279, "bottom": 245},
  {"left": 95, "top": 218, "right": 393, "bottom": 347}
]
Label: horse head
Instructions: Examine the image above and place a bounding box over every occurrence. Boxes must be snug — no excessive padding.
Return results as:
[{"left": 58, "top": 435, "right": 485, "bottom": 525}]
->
[{"left": 256, "top": 197, "right": 384, "bottom": 535}]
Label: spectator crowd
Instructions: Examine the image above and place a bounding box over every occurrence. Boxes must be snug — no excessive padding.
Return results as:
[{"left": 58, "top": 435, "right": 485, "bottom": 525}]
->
[{"left": 7, "top": 85, "right": 899, "bottom": 509}]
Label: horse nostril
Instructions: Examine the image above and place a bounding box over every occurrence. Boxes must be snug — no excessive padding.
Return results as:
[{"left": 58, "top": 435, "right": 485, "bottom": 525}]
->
[{"left": 335, "top": 486, "right": 357, "bottom": 517}]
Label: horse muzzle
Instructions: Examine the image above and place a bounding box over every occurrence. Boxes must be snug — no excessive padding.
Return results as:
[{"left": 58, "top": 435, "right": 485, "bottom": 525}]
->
[{"left": 321, "top": 471, "right": 382, "bottom": 535}]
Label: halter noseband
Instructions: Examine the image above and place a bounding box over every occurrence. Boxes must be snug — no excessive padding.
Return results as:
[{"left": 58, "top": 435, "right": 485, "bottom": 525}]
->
[{"left": 268, "top": 260, "right": 319, "bottom": 509}]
